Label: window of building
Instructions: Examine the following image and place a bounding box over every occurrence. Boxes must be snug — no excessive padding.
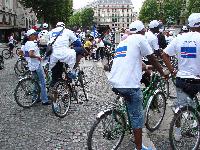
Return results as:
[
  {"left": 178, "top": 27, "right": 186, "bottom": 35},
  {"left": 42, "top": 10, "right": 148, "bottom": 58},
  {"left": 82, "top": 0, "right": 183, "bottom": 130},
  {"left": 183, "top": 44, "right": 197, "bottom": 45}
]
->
[
  {"left": 123, "top": 24, "right": 124, "bottom": 27},
  {"left": 122, "top": 18, "right": 124, "bottom": 22},
  {"left": 127, "top": 9, "right": 129, "bottom": 12}
]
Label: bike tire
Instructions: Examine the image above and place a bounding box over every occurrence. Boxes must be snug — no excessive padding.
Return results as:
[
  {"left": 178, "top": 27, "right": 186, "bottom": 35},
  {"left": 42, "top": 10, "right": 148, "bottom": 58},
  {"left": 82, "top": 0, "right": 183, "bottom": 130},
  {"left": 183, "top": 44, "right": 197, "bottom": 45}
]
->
[
  {"left": 145, "top": 91, "right": 166, "bottom": 132},
  {"left": 77, "top": 71, "right": 88, "bottom": 101},
  {"left": 2, "top": 49, "right": 11, "bottom": 59},
  {"left": 52, "top": 80, "right": 72, "bottom": 118},
  {"left": 169, "top": 106, "right": 200, "bottom": 150},
  {"left": 87, "top": 109, "right": 126, "bottom": 150},
  {"left": 14, "top": 77, "right": 40, "bottom": 108},
  {"left": 0, "top": 55, "right": 4, "bottom": 70},
  {"left": 16, "top": 47, "right": 21, "bottom": 56},
  {"left": 14, "top": 58, "right": 29, "bottom": 76}
]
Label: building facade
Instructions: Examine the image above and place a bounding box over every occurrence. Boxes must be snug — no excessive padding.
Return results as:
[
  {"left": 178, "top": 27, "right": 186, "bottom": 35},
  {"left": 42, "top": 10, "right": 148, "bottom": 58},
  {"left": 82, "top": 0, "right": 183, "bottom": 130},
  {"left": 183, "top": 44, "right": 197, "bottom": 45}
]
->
[
  {"left": 0, "top": 0, "right": 37, "bottom": 42},
  {"left": 90, "top": 0, "right": 137, "bottom": 29}
]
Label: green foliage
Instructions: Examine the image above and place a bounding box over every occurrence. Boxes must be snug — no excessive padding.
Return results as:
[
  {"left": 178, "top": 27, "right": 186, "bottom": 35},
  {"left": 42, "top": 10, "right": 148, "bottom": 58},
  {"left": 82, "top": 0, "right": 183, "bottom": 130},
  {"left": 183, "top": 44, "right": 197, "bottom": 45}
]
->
[
  {"left": 162, "top": 0, "right": 182, "bottom": 25},
  {"left": 67, "top": 8, "right": 94, "bottom": 28},
  {"left": 187, "top": 0, "right": 200, "bottom": 14},
  {"left": 19, "top": 0, "right": 73, "bottom": 26},
  {"left": 139, "top": 0, "right": 160, "bottom": 23}
]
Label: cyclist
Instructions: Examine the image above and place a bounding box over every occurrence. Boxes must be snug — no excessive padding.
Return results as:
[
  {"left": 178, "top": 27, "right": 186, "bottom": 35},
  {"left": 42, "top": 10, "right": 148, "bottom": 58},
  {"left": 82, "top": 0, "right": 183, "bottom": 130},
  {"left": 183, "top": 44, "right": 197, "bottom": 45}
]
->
[
  {"left": 108, "top": 20, "right": 167, "bottom": 150},
  {"left": 48, "top": 22, "right": 85, "bottom": 87},
  {"left": 38, "top": 23, "right": 50, "bottom": 56},
  {"left": 145, "top": 20, "right": 161, "bottom": 58},
  {"left": 24, "top": 29, "right": 50, "bottom": 105},
  {"left": 162, "top": 13, "right": 200, "bottom": 141},
  {"left": 8, "top": 33, "right": 16, "bottom": 54}
]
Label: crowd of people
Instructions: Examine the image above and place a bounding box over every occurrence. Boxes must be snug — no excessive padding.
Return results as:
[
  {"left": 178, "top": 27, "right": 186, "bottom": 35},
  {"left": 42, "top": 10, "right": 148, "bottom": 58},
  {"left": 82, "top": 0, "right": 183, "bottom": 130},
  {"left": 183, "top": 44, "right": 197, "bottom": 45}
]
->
[{"left": 1, "top": 12, "right": 200, "bottom": 150}]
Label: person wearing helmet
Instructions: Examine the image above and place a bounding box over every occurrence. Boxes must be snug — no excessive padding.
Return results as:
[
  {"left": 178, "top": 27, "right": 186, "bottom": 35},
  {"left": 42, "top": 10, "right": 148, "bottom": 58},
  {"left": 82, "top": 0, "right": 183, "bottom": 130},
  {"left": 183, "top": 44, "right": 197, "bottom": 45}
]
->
[
  {"left": 38, "top": 23, "right": 50, "bottom": 56},
  {"left": 108, "top": 20, "right": 166, "bottom": 150},
  {"left": 162, "top": 13, "right": 200, "bottom": 142},
  {"left": 182, "top": 25, "right": 189, "bottom": 33},
  {"left": 48, "top": 21, "right": 85, "bottom": 87}
]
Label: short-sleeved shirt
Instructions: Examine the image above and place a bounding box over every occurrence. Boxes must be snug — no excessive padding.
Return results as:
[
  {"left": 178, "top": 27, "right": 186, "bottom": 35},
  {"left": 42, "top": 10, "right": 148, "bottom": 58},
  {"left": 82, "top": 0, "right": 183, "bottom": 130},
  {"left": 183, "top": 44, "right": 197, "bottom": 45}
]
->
[
  {"left": 84, "top": 41, "right": 92, "bottom": 48},
  {"left": 164, "top": 32, "right": 200, "bottom": 78},
  {"left": 8, "top": 36, "right": 14, "bottom": 44},
  {"left": 108, "top": 34, "right": 153, "bottom": 88},
  {"left": 49, "top": 27, "right": 77, "bottom": 59},
  {"left": 24, "top": 41, "right": 40, "bottom": 71},
  {"left": 145, "top": 31, "right": 159, "bottom": 51}
]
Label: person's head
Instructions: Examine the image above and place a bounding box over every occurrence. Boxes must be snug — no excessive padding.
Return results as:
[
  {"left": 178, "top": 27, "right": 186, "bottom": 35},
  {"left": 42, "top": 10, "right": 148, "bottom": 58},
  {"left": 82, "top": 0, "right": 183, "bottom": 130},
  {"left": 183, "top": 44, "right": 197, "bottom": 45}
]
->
[
  {"left": 148, "top": 20, "right": 162, "bottom": 34},
  {"left": 89, "top": 36, "right": 94, "bottom": 41},
  {"left": 56, "top": 22, "right": 65, "bottom": 28},
  {"left": 169, "top": 31, "right": 173, "bottom": 36},
  {"left": 26, "top": 29, "right": 38, "bottom": 41},
  {"left": 129, "top": 20, "right": 146, "bottom": 35},
  {"left": 42, "top": 23, "right": 48, "bottom": 29},
  {"left": 188, "top": 13, "right": 200, "bottom": 32}
]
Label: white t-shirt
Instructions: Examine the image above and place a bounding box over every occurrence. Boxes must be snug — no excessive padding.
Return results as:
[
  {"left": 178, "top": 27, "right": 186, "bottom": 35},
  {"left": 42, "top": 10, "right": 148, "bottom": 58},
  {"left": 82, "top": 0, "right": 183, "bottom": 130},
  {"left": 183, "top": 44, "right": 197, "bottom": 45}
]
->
[
  {"left": 164, "top": 32, "right": 200, "bottom": 78},
  {"left": 24, "top": 41, "right": 40, "bottom": 71},
  {"left": 165, "top": 35, "right": 174, "bottom": 44},
  {"left": 38, "top": 30, "right": 50, "bottom": 45},
  {"left": 49, "top": 27, "right": 77, "bottom": 59},
  {"left": 95, "top": 38, "right": 104, "bottom": 48},
  {"left": 145, "top": 31, "right": 159, "bottom": 51},
  {"left": 108, "top": 34, "right": 153, "bottom": 88},
  {"left": 8, "top": 36, "right": 14, "bottom": 44}
]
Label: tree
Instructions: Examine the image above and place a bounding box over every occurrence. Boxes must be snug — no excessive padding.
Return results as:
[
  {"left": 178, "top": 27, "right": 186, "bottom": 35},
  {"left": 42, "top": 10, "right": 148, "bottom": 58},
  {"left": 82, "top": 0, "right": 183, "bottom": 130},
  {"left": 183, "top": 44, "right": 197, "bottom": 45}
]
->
[
  {"left": 187, "top": 0, "right": 200, "bottom": 14},
  {"left": 162, "top": 0, "right": 182, "bottom": 25},
  {"left": 139, "top": 0, "right": 160, "bottom": 23},
  {"left": 19, "top": 0, "right": 73, "bottom": 26},
  {"left": 67, "top": 11, "right": 82, "bottom": 28},
  {"left": 80, "top": 8, "right": 94, "bottom": 28}
]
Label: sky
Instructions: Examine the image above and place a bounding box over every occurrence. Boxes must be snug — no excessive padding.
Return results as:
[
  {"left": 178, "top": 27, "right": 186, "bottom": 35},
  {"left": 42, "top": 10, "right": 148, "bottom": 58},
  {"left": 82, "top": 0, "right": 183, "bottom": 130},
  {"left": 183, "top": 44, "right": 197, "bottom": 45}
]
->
[{"left": 73, "top": 0, "right": 144, "bottom": 12}]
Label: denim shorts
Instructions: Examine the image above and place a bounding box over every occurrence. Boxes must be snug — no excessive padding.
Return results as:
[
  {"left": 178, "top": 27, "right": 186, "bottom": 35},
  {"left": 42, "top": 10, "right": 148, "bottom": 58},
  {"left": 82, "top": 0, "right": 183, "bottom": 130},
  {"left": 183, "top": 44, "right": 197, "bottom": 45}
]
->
[
  {"left": 116, "top": 88, "right": 144, "bottom": 129},
  {"left": 73, "top": 47, "right": 85, "bottom": 55}
]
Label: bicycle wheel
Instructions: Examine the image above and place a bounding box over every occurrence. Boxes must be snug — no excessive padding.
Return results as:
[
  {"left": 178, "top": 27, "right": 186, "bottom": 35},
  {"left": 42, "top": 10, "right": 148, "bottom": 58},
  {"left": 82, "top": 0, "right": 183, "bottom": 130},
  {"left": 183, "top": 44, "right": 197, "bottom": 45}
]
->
[
  {"left": 145, "top": 91, "right": 166, "bottom": 132},
  {"left": 76, "top": 71, "right": 88, "bottom": 101},
  {"left": 14, "top": 77, "right": 40, "bottom": 108},
  {"left": 87, "top": 109, "right": 126, "bottom": 150},
  {"left": 16, "top": 47, "right": 21, "bottom": 56},
  {"left": 14, "top": 58, "right": 29, "bottom": 76},
  {"left": 169, "top": 106, "right": 200, "bottom": 150},
  {"left": 159, "top": 79, "right": 169, "bottom": 99},
  {"left": 2, "top": 49, "right": 11, "bottom": 59},
  {"left": 0, "top": 55, "right": 4, "bottom": 70},
  {"left": 52, "top": 80, "right": 71, "bottom": 118}
]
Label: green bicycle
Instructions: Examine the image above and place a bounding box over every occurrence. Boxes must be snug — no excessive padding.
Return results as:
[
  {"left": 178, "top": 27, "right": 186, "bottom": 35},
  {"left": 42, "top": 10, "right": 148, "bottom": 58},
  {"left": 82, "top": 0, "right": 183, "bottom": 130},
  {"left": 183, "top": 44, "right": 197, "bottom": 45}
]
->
[{"left": 87, "top": 72, "right": 167, "bottom": 150}]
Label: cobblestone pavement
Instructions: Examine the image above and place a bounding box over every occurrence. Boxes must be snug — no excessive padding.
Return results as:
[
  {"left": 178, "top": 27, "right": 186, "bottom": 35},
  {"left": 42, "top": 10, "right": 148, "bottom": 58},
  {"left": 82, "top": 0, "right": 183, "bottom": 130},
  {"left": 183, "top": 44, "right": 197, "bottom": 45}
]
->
[{"left": 0, "top": 47, "right": 177, "bottom": 150}]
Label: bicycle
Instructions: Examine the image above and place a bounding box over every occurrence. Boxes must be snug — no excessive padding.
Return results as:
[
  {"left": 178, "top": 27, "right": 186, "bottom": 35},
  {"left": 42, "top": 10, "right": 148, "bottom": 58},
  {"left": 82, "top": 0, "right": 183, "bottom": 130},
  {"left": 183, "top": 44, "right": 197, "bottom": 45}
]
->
[
  {"left": 51, "top": 65, "right": 88, "bottom": 118},
  {"left": 87, "top": 73, "right": 167, "bottom": 149},
  {"left": 2, "top": 44, "right": 20, "bottom": 59},
  {"left": 14, "top": 61, "right": 52, "bottom": 108},
  {"left": 169, "top": 91, "right": 200, "bottom": 150},
  {"left": 14, "top": 55, "right": 29, "bottom": 77}
]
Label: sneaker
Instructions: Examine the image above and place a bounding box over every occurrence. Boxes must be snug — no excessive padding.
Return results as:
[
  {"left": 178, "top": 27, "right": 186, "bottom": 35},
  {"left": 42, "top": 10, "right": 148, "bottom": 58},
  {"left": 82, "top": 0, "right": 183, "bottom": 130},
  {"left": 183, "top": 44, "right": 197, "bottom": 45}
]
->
[
  {"left": 174, "top": 127, "right": 182, "bottom": 141},
  {"left": 134, "top": 144, "right": 153, "bottom": 150},
  {"left": 42, "top": 101, "right": 51, "bottom": 105},
  {"left": 67, "top": 70, "right": 78, "bottom": 79}
]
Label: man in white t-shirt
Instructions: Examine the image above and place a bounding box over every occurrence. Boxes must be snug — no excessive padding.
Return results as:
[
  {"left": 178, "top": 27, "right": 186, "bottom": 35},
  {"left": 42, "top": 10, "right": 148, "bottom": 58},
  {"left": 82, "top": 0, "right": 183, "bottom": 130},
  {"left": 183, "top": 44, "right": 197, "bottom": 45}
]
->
[
  {"left": 24, "top": 29, "right": 50, "bottom": 105},
  {"left": 108, "top": 20, "right": 166, "bottom": 150},
  {"left": 162, "top": 13, "right": 200, "bottom": 141},
  {"left": 145, "top": 20, "right": 160, "bottom": 57},
  {"left": 48, "top": 22, "right": 85, "bottom": 86}
]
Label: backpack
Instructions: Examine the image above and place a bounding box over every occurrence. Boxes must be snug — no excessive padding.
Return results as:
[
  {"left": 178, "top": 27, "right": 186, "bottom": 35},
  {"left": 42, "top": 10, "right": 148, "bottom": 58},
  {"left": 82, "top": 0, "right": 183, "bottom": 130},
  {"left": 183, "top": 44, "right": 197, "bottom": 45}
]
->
[{"left": 39, "top": 30, "right": 49, "bottom": 45}]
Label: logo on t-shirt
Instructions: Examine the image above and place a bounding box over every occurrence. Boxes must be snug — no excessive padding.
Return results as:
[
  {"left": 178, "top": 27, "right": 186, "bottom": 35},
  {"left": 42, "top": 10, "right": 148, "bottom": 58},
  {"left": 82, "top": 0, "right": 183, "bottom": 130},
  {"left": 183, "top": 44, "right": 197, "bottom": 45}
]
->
[
  {"left": 114, "top": 46, "right": 127, "bottom": 58},
  {"left": 52, "top": 31, "right": 63, "bottom": 37},
  {"left": 181, "top": 47, "right": 196, "bottom": 58}
]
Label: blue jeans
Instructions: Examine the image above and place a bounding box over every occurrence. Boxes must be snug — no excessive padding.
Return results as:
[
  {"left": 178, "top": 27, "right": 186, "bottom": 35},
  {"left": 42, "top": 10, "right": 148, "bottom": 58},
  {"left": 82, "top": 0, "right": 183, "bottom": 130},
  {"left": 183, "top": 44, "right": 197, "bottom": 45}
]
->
[
  {"left": 116, "top": 88, "right": 144, "bottom": 129},
  {"left": 33, "top": 65, "right": 48, "bottom": 103}
]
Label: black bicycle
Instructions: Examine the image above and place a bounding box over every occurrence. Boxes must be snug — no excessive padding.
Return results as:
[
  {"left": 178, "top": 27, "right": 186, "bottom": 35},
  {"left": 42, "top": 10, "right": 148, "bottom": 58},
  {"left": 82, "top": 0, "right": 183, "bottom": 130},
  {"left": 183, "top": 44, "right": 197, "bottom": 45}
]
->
[{"left": 0, "top": 55, "right": 4, "bottom": 70}]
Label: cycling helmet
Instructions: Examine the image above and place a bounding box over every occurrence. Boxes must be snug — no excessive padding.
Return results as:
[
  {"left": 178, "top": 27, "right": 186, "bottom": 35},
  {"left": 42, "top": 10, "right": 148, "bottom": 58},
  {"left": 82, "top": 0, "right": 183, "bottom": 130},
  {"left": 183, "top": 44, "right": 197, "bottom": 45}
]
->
[
  {"left": 56, "top": 22, "right": 65, "bottom": 27},
  {"left": 43, "top": 23, "right": 48, "bottom": 29}
]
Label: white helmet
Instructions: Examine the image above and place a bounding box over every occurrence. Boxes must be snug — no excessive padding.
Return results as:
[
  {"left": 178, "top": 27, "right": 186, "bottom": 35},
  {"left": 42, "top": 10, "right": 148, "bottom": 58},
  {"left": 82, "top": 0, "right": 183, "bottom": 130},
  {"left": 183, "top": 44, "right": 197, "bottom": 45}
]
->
[
  {"left": 182, "top": 25, "right": 188, "bottom": 31},
  {"left": 43, "top": 23, "right": 48, "bottom": 29},
  {"left": 56, "top": 22, "right": 65, "bottom": 27}
]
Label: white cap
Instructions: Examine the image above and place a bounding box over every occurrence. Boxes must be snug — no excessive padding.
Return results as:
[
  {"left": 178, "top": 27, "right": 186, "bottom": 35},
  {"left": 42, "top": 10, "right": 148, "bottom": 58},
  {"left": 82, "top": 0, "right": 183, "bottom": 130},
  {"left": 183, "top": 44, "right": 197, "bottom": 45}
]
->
[
  {"left": 182, "top": 25, "right": 188, "bottom": 31},
  {"left": 169, "top": 31, "right": 173, "bottom": 35},
  {"left": 129, "top": 20, "right": 144, "bottom": 33},
  {"left": 26, "top": 29, "right": 38, "bottom": 36},
  {"left": 43, "top": 23, "right": 48, "bottom": 28},
  {"left": 188, "top": 13, "right": 200, "bottom": 27},
  {"left": 56, "top": 22, "right": 65, "bottom": 27},
  {"left": 149, "top": 20, "right": 160, "bottom": 29}
]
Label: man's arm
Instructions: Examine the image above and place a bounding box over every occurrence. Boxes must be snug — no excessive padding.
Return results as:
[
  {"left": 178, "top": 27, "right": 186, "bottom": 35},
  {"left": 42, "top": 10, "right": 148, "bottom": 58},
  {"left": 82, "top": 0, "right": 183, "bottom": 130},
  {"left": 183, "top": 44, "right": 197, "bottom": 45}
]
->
[{"left": 161, "top": 52, "right": 175, "bottom": 74}]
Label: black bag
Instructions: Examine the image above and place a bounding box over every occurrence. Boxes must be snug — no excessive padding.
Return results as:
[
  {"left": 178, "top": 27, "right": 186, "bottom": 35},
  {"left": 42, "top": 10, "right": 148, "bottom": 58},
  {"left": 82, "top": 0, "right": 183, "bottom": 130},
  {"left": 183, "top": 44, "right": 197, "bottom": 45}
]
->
[{"left": 45, "top": 27, "right": 65, "bottom": 57}]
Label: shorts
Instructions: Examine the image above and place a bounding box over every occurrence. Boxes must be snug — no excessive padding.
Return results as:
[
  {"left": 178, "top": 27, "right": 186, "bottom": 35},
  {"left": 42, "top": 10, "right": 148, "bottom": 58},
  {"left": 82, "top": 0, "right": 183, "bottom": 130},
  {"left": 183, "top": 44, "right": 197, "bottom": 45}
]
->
[
  {"left": 9, "top": 43, "right": 14, "bottom": 49},
  {"left": 115, "top": 88, "right": 144, "bottom": 129},
  {"left": 73, "top": 47, "right": 85, "bottom": 56}
]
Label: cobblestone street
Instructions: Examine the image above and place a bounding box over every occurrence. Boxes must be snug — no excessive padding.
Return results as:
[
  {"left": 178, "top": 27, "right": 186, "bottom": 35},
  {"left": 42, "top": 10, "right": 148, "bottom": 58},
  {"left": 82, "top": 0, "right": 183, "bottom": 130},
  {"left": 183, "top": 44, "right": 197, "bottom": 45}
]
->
[{"left": 0, "top": 48, "right": 177, "bottom": 150}]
